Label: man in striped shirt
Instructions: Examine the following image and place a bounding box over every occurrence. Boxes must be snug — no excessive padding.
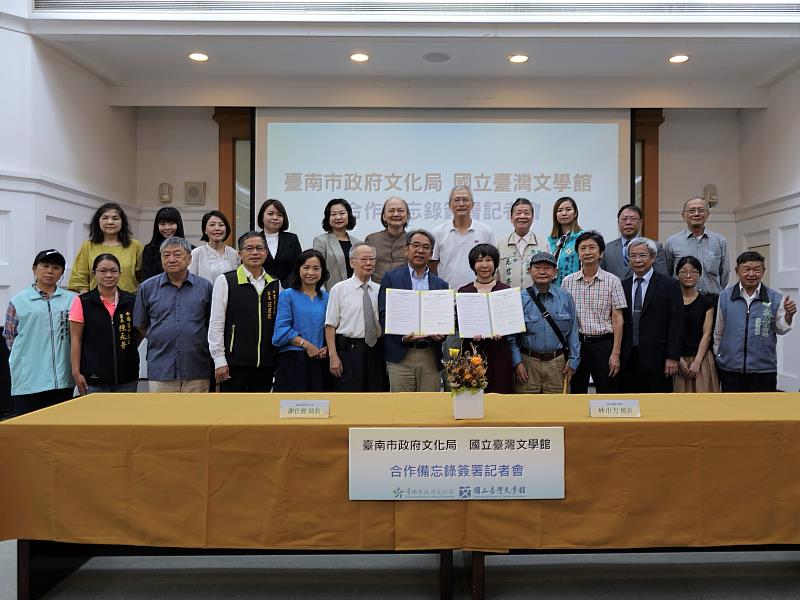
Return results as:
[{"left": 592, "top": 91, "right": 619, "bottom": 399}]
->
[{"left": 562, "top": 231, "right": 627, "bottom": 393}]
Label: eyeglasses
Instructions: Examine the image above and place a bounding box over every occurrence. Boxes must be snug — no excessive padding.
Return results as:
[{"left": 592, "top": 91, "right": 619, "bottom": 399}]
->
[
  {"left": 94, "top": 269, "right": 120, "bottom": 275},
  {"left": 451, "top": 197, "right": 472, "bottom": 205},
  {"left": 685, "top": 209, "right": 708, "bottom": 215},
  {"left": 618, "top": 217, "right": 640, "bottom": 223},
  {"left": 409, "top": 243, "right": 432, "bottom": 251},
  {"left": 628, "top": 253, "right": 651, "bottom": 260},
  {"left": 242, "top": 246, "right": 267, "bottom": 254},
  {"left": 354, "top": 257, "right": 377, "bottom": 263},
  {"left": 677, "top": 270, "right": 700, "bottom": 277}
]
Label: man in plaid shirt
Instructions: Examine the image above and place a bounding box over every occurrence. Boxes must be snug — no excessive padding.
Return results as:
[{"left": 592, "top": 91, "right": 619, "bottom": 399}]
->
[{"left": 562, "top": 231, "right": 627, "bottom": 393}]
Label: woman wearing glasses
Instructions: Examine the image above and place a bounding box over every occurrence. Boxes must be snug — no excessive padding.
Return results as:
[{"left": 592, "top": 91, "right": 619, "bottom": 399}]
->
[
  {"left": 673, "top": 256, "right": 719, "bottom": 393},
  {"left": 70, "top": 254, "right": 140, "bottom": 395}
]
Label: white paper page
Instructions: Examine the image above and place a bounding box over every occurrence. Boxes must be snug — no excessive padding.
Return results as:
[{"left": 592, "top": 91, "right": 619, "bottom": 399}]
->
[
  {"left": 488, "top": 287, "right": 526, "bottom": 336},
  {"left": 456, "top": 293, "right": 492, "bottom": 338},
  {"left": 384, "top": 288, "right": 421, "bottom": 335},
  {"left": 419, "top": 289, "right": 456, "bottom": 335}
]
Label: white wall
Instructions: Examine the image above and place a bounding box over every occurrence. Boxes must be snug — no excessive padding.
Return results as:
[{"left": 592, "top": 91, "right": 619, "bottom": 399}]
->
[
  {"left": 737, "top": 68, "right": 800, "bottom": 391},
  {"left": 136, "top": 107, "right": 219, "bottom": 243},
  {"left": 0, "top": 29, "right": 138, "bottom": 309},
  {"left": 658, "top": 109, "right": 739, "bottom": 273}
]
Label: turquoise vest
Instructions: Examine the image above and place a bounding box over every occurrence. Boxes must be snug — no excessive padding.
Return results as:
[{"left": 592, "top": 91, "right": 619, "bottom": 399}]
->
[{"left": 9, "top": 285, "right": 76, "bottom": 395}]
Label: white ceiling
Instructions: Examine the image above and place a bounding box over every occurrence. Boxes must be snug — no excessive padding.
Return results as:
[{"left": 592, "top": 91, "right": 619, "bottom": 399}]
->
[{"left": 14, "top": 15, "right": 800, "bottom": 107}]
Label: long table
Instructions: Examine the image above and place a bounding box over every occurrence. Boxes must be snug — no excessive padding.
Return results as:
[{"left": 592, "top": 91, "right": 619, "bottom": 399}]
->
[{"left": 2, "top": 392, "right": 800, "bottom": 598}]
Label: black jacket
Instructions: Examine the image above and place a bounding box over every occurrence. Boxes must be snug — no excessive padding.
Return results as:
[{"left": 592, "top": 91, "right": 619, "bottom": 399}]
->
[
  {"left": 78, "top": 288, "right": 140, "bottom": 386},
  {"left": 223, "top": 268, "right": 280, "bottom": 369},
  {"left": 263, "top": 231, "right": 302, "bottom": 288}
]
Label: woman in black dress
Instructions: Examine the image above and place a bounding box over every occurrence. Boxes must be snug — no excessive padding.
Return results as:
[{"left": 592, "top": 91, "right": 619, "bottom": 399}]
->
[{"left": 457, "top": 244, "right": 514, "bottom": 394}]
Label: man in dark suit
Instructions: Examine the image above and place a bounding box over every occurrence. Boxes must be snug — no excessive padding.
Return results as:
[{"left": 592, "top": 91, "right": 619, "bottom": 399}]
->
[
  {"left": 620, "top": 237, "right": 684, "bottom": 393},
  {"left": 601, "top": 204, "right": 668, "bottom": 281},
  {"left": 379, "top": 229, "right": 449, "bottom": 392}
]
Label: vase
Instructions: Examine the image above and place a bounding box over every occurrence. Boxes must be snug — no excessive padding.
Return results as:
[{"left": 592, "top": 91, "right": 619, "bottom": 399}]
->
[{"left": 453, "top": 388, "right": 485, "bottom": 420}]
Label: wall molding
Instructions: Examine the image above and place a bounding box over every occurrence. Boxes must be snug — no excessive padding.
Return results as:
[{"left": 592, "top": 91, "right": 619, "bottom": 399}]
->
[{"left": 734, "top": 191, "right": 800, "bottom": 222}]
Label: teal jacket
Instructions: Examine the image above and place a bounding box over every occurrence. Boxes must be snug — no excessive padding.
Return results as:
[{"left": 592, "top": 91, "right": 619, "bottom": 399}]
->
[{"left": 9, "top": 285, "right": 76, "bottom": 395}]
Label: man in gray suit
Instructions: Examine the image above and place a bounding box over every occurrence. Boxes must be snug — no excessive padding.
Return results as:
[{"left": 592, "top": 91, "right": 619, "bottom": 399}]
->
[{"left": 601, "top": 204, "right": 668, "bottom": 280}]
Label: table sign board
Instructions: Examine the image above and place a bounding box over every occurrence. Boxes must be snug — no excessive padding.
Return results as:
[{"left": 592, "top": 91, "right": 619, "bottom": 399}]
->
[
  {"left": 279, "top": 400, "right": 330, "bottom": 419},
  {"left": 349, "top": 427, "right": 564, "bottom": 500},
  {"left": 589, "top": 399, "right": 641, "bottom": 418}
]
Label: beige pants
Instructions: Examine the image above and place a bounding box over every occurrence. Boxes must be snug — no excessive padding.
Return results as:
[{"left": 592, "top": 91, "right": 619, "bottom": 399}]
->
[
  {"left": 148, "top": 379, "right": 209, "bottom": 393},
  {"left": 513, "top": 353, "right": 566, "bottom": 394},
  {"left": 387, "top": 347, "right": 442, "bottom": 392}
]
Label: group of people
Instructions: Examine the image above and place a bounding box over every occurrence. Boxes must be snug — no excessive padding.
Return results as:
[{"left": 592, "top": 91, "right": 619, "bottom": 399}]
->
[{"left": 2, "top": 188, "right": 796, "bottom": 416}]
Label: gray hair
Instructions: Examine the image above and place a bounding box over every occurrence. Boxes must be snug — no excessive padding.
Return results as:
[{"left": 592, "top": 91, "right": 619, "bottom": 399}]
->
[
  {"left": 682, "top": 196, "right": 710, "bottom": 212},
  {"left": 405, "top": 229, "right": 435, "bottom": 250},
  {"left": 627, "top": 237, "right": 658, "bottom": 258},
  {"left": 159, "top": 236, "right": 192, "bottom": 255},
  {"left": 449, "top": 185, "right": 473, "bottom": 203},
  {"left": 349, "top": 242, "right": 376, "bottom": 259}
]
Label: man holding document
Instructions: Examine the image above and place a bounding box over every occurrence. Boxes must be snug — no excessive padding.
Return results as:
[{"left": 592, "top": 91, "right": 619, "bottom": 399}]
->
[
  {"left": 509, "top": 251, "right": 581, "bottom": 394},
  {"left": 379, "top": 230, "right": 450, "bottom": 392}
]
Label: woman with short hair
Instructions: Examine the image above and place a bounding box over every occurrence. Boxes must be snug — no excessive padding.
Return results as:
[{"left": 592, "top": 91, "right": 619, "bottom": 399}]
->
[
  {"left": 364, "top": 196, "right": 410, "bottom": 283},
  {"left": 257, "top": 198, "right": 302, "bottom": 287},
  {"left": 5, "top": 249, "right": 76, "bottom": 415},
  {"left": 313, "top": 198, "right": 363, "bottom": 291}
]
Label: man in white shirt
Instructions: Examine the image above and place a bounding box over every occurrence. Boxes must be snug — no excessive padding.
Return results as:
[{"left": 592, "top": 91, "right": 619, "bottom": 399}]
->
[
  {"left": 430, "top": 185, "right": 495, "bottom": 290},
  {"left": 325, "top": 243, "right": 388, "bottom": 392},
  {"left": 208, "top": 231, "right": 280, "bottom": 392}
]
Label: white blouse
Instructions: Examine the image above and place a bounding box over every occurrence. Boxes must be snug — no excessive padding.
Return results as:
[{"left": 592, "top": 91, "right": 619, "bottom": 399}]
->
[{"left": 189, "top": 243, "right": 241, "bottom": 284}]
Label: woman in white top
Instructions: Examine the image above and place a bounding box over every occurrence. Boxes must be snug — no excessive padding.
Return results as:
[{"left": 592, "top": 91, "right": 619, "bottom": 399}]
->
[{"left": 189, "top": 211, "right": 240, "bottom": 283}]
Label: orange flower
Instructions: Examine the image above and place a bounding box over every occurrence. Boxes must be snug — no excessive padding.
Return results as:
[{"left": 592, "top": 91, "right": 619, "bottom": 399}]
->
[{"left": 470, "top": 355, "right": 483, "bottom": 366}]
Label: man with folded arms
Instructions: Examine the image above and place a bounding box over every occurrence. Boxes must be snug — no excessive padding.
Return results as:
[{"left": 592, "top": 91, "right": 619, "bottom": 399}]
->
[
  {"left": 379, "top": 229, "right": 449, "bottom": 392},
  {"left": 562, "top": 231, "right": 626, "bottom": 393},
  {"left": 325, "top": 243, "right": 388, "bottom": 392},
  {"left": 509, "top": 251, "right": 580, "bottom": 394}
]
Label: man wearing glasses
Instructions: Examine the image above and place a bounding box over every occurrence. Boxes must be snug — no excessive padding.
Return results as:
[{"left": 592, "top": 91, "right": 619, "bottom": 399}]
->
[
  {"left": 664, "top": 197, "right": 730, "bottom": 295},
  {"left": 620, "top": 238, "right": 684, "bottom": 393},
  {"left": 208, "top": 231, "right": 280, "bottom": 392},
  {"left": 325, "top": 243, "right": 389, "bottom": 392},
  {"left": 379, "top": 230, "right": 449, "bottom": 392},
  {"left": 601, "top": 204, "right": 667, "bottom": 281}
]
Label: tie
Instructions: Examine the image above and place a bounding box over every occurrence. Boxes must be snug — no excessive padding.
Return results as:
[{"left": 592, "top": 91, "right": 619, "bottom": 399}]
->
[
  {"left": 362, "top": 283, "right": 378, "bottom": 348},
  {"left": 632, "top": 277, "right": 643, "bottom": 347},
  {"left": 622, "top": 240, "right": 630, "bottom": 268}
]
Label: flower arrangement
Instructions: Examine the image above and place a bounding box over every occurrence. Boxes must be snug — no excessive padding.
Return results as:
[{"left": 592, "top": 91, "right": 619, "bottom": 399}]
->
[{"left": 444, "top": 343, "right": 488, "bottom": 393}]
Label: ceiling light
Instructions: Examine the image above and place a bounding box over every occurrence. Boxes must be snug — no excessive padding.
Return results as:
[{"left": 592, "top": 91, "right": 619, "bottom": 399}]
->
[
  {"left": 668, "top": 54, "right": 690, "bottom": 64},
  {"left": 350, "top": 52, "right": 370, "bottom": 63},
  {"left": 188, "top": 52, "right": 209, "bottom": 62},
  {"left": 508, "top": 54, "right": 529, "bottom": 64},
  {"left": 424, "top": 52, "right": 451, "bottom": 64}
]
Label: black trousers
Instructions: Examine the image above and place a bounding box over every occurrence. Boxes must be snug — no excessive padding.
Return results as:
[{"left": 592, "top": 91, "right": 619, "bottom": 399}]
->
[
  {"left": 718, "top": 369, "right": 777, "bottom": 393},
  {"left": 221, "top": 365, "right": 275, "bottom": 393},
  {"left": 13, "top": 388, "right": 75, "bottom": 417},
  {"left": 0, "top": 327, "right": 12, "bottom": 419},
  {"left": 621, "top": 347, "right": 673, "bottom": 393},
  {"left": 572, "top": 336, "right": 618, "bottom": 394},
  {"left": 273, "top": 350, "right": 330, "bottom": 393},
  {"left": 334, "top": 336, "right": 388, "bottom": 393}
]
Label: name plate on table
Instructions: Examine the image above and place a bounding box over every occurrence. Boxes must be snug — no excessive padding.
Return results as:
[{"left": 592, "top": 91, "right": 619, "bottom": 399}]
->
[
  {"left": 349, "top": 427, "right": 564, "bottom": 500},
  {"left": 279, "top": 400, "right": 330, "bottom": 419},
  {"left": 589, "top": 400, "right": 641, "bottom": 418}
]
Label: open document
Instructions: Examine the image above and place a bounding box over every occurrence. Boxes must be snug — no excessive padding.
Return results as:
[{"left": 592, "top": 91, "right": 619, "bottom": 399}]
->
[
  {"left": 456, "top": 287, "right": 525, "bottom": 338},
  {"left": 384, "top": 289, "right": 456, "bottom": 336}
]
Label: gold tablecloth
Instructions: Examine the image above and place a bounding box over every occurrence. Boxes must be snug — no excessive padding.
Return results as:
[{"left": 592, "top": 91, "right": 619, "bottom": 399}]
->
[{"left": 1, "top": 392, "right": 799, "bottom": 552}]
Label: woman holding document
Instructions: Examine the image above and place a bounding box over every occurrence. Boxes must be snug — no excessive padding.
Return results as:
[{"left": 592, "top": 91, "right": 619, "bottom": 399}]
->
[{"left": 457, "top": 244, "right": 514, "bottom": 393}]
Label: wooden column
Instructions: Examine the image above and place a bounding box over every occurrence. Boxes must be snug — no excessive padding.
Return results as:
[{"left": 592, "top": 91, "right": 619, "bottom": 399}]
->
[
  {"left": 212, "top": 108, "right": 252, "bottom": 240},
  {"left": 632, "top": 109, "right": 665, "bottom": 239}
]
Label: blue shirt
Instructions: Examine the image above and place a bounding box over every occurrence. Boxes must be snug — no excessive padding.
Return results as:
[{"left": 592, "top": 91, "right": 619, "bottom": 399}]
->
[
  {"left": 272, "top": 287, "right": 329, "bottom": 352},
  {"left": 408, "top": 265, "right": 431, "bottom": 291},
  {"left": 134, "top": 272, "right": 212, "bottom": 381},
  {"left": 509, "top": 285, "right": 581, "bottom": 370}
]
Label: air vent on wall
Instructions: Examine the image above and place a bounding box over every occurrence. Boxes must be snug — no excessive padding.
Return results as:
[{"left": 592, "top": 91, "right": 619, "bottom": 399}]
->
[{"left": 184, "top": 181, "right": 206, "bottom": 206}]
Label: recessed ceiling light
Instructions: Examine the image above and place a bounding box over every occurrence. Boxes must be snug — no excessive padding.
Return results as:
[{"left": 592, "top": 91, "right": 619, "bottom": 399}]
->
[
  {"left": 188, "top": 52, "right": 209, "bottom": 62},
  {"left": 424, "top": 52, "right": 451, "bottom": 64},
  {"left": 350, "top": 52, "right": 370, "bottom": 63},
  {"left": 508, "top": 54, "right": 529, "bottom": 64},
  {"left": 668, "top": 54, "right": 690, "bottom": 64}
]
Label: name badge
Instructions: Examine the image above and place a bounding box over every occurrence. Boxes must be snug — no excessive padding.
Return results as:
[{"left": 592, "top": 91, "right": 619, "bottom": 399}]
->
[
  {"left": 280, "top": 400, "right": 330, "bottom": 419},
  {"left": 589, "top": 400, "right": 641, "bottom": 418}
]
